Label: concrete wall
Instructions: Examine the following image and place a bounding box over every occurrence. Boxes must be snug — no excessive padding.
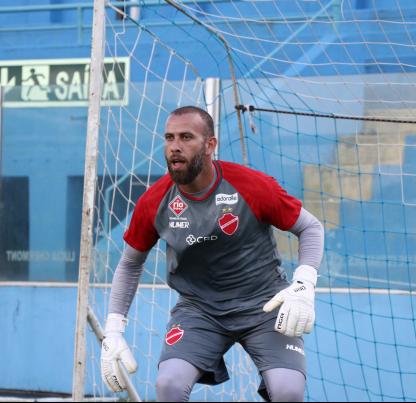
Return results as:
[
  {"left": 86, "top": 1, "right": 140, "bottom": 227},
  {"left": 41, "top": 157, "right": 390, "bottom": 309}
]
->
[{"left": 1, "top": 285, "right": 415, "bottom": 401}]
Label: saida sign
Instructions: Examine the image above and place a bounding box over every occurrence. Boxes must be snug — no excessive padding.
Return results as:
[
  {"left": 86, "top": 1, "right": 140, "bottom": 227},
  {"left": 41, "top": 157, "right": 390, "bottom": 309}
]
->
[{"left": 0, "top": 57, "right": 129, "bottom": 107}]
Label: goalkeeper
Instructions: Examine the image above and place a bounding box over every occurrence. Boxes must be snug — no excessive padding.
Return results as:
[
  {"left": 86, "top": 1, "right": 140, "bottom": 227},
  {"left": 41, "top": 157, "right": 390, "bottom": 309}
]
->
[{"left": 101, "top": 106, "right": 324, "bottom": 402}]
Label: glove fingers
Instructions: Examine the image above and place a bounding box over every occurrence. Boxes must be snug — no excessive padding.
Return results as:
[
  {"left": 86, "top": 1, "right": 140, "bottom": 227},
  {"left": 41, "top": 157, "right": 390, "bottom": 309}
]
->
[
  {"left": 293, "top": 309, "right": 309, "bottom": 337},
  {"left": 263, "top": 291, "right": 285, "bottom": 312},
  {"left": 120, "top": 348, "right": 138, "bottom": 373},
  {"left": 268, "top": 273, "right": 316, "bottom": 337},
  {"left": 304, "top": 311, "right": 315, "bottom": 334},
  {"left": 275, "top": 303, "right": 290, "bottom": 334},
  {"left": 285, "top": 305, "right": 300, "bottom": 338},
  {"left": 101, "top": 358, "right": 126, "bottom": 392},
  {"left": 101, "top": 336, "right": 136, "bottom": 392}
]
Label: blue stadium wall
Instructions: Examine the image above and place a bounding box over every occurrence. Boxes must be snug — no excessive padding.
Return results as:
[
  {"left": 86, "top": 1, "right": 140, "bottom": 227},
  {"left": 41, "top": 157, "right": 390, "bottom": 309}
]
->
[
  {"left": 2, "top": 286, "right": 415, "bottom": 401},
  {"left": 1, "top": 0, "right": 415, "bottom": 401}
]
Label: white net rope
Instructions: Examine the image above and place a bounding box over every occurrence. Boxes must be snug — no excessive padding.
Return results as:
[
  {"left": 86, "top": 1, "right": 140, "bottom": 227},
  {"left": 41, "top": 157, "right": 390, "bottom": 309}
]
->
[
  {"left": 172, "top": 0, "right": 416, "bottom": 209},
  {"left": 86, "top": 6, "right": 261, "bottom": 402},
  {"left": 83, "top": 1, "right": 416, "bottom": 401}
]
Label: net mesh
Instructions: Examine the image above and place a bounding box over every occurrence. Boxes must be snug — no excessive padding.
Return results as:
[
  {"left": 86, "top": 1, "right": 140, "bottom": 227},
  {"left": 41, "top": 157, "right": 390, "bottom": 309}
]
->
[{"left": 85, "top": 1, "right": 416, "bottom": 401}]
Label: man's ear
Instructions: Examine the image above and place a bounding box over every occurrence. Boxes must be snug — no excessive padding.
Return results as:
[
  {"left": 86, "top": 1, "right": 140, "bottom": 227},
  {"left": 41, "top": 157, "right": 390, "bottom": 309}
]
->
[{"left": 206, "top": 136, "right": 217, "bottom": 155}]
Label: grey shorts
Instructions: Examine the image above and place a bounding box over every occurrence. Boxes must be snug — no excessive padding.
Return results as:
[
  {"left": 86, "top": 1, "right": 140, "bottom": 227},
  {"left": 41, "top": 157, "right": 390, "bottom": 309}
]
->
[{"left": 159, "top": 303, "right": 306, "bottom": 399}]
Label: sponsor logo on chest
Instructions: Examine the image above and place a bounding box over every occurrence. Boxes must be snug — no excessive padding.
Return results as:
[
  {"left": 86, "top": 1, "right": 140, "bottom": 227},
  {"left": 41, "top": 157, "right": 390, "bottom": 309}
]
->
[
  {"left": 186, "top": 234, "right": 218, "bottom": 245},
  {"left": 168, "top": 195, "right": 190, "bottom": 229},
  {"left": 169, "top": 195, "right": 188, "bottom": 217},
  {"left": 215, "top": 193, "right": 239, "bottom": 205},
  {"left": 169, "top": 221, "right": 190, "bottom": 229}
]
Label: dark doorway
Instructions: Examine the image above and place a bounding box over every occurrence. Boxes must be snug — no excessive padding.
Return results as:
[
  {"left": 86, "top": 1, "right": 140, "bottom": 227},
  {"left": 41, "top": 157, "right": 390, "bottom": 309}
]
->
[{"left": 0, "top": 177, "right": 29, "bottom": 281}]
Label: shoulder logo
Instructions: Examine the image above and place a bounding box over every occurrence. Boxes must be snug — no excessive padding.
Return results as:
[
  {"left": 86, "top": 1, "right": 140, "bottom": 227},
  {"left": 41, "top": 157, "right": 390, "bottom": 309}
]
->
[
  {"left": 218, "top": 213, "right": 239, "bottom": 236},
  {"left": 215, "top": 193, "right": 238, "bottom": 206},
  {"left": 169, "top": 195, "right": 188, "bottom": 217}
]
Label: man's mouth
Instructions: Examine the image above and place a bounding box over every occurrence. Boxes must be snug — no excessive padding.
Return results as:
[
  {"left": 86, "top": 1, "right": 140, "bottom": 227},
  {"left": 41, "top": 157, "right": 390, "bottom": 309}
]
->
[{"left": 170, "top": 157, "right": 187, "bottom": 169}]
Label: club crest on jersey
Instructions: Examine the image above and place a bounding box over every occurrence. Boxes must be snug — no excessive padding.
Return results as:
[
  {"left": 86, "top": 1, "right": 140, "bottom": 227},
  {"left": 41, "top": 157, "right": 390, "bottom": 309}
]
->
[
  {"left": 165, "top": 325, "right": 184, "bottom": 346},
  {"left": 169, "top": 195, "right": 188, "bottom": 217},
  {"left": 218, "top": 213, "right": 239, "bottom": 236}
]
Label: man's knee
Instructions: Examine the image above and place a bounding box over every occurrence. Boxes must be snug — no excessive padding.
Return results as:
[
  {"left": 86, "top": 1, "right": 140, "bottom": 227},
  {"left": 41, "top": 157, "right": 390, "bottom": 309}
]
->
[
  {"left": 263, "top": 368, "right": 305, "bottom": 402},
  {"left": 156, "top": 359, "right": 200, "bottom": 402},
  {"left": 267, "top": 383, "right": 304, "bottom": 402},
  {"left": 156, "top": 372, "right": 188, "bottom": 401}
]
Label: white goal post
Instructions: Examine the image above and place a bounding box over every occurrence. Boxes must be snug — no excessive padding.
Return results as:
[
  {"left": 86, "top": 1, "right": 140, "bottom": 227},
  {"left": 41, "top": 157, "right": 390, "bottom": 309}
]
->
[
  {"left": 72, "top": 0, "right": 106, "bottom": 400},
  {"left": 71, "top": 2, "right": 226, "bottom": 400}
]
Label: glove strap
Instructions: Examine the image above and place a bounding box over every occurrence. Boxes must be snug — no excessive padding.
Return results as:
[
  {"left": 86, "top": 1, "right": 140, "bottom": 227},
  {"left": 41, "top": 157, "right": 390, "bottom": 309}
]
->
[
  {"left": 105, "top": 313, "right": 128, "bottom": 335},
  {"left": 293, "top": 265, "right": 318, "bottom": 287}
]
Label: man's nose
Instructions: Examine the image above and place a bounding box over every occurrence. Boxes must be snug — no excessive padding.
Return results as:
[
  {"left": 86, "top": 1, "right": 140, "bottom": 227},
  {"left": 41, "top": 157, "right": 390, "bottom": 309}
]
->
[{"left": 167, "top": 137, "right": 182, "bottom": 152}]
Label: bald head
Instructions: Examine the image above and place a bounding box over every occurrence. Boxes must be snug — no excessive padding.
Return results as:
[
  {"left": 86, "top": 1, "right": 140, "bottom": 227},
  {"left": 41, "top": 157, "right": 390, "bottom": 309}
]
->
[{"left": 169, "top": 106, "right": 215, "bottom": 139}]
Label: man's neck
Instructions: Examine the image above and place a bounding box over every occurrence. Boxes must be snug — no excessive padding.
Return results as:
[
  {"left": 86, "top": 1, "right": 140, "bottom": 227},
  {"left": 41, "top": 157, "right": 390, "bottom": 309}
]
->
[{"left": 178, "top": 161, "right": 215, "bottom": 194}]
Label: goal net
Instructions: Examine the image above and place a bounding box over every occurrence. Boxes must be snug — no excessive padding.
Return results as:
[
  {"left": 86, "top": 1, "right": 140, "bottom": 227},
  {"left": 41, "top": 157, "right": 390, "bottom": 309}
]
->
[{"left": 77, "top": 0, "right": 416, "bottom": 401}]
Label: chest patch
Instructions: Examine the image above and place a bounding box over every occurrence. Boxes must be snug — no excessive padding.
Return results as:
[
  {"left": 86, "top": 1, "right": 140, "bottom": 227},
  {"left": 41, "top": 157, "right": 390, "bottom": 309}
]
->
[
  {"left": 169, "top": 195, "right": 188, "bottom": 217},
  {"left": 218, "top": 213, "right": 239, "bottom": 235}
]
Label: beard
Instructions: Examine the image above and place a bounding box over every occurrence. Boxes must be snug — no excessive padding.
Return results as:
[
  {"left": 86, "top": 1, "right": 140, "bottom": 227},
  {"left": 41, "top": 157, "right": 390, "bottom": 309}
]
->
[{"left": 166, "top": 146, "right": 205, "bottom": 185}]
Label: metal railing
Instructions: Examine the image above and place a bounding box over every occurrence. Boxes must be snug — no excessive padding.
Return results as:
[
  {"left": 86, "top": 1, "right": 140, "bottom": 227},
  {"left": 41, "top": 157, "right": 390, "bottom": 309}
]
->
[
  {"left": 0, "top": 2, "right": 94, "bottom": 44},
  {"left": 0, "top": 0, "right": 343, "bottom": 46}
]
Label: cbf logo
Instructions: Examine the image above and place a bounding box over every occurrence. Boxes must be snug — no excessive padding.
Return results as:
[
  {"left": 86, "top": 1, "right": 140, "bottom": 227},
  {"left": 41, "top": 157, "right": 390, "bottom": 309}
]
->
[
  {"left": 169, "top": 195, "right": 188, "bottom": 217},
  {"left": 186, "top": 234, "right": 218, "bottom": 245}
]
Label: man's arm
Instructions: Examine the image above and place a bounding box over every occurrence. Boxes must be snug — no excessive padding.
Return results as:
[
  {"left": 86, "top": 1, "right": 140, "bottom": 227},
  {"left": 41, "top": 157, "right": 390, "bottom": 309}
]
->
[
  {"left": 109, "top": 244, "right": 149, "bottom": 316},
  {"left": 289, "top": 207, "right": 324, "bottom": 269},
  {"left": 264, "top": 207, "right": 324, "bottom": 337},
  {"left": 101, "top": 244, "right": 149, "bottom": 392}
]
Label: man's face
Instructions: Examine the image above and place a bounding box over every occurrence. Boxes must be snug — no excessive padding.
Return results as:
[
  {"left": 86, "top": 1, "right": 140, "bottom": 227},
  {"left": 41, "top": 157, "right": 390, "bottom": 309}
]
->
[{"left": 164, "top": 113, "right": 213, "bottom": 185}]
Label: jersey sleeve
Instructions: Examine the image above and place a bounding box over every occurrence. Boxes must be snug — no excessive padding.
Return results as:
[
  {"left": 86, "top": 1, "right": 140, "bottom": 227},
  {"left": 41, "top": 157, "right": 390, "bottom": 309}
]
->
[
  {"left": 220, "top": 161, "right": 302, "bottom": 231},
  {"left": 123, "top": 193, "right": 160, "bottom": 252},
  {"left": 260, "top": 175, "right": 302, "bottom": 230}
]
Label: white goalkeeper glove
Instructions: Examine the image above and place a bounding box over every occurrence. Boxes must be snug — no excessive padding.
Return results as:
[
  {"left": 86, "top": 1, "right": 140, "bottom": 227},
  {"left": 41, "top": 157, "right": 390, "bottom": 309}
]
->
[
  {"left": 263, "top": 265, "right": 317, "bottom": 338},
  {"left": 101, "top": 313, "right": 138, "bottom": 392}
]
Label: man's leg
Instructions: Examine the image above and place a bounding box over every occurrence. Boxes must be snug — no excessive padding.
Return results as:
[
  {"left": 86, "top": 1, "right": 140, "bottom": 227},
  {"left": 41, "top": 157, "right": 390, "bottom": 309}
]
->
[
  {"left": 158, "top": 303, "right": 233, "bottom": 402},
  {"left": 156, "top": 358, "right": 202, "bottom": 402},
  {"left": 262, "top": 367, "right": 305, "bottom": 402},
  {"left": 238, "top": 312, "right": 306, "bottom": 402}
]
